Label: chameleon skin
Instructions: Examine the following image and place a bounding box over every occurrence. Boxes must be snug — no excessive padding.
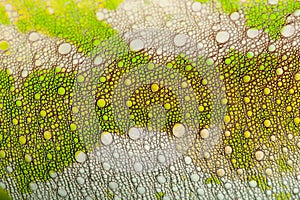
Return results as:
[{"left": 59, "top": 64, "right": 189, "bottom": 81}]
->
[{"left": 0, "top": 0, "right": 300, "bottom": 200}]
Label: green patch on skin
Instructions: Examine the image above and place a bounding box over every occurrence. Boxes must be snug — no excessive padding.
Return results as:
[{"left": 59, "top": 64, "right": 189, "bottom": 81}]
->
[
  {"left": 0, "top": 4, "right": 10, "bottom": 25},
  {"left": 277, "top": 156, "right": 293, "bottom": 173},
  {"left": 127, "top": 85, "right": 182, "bottom": 132},
  {"left": 0, "top": 70, "right": 18, "bottom": 178},
  {"left": 95, "top": 51, "right": 152, "bottom": 136},
  {"left": 0, "top": 41, "right": 9, "bottom": 51},
  {"left": 221, "top": 50, "right": 300, "bottom": 171},
  {"left": 0, "top": 69, "right": 85, "bottom": 194},
  {"left": 205, "top": 175, "right": 222, "bottom": 185},
  {"left": 247, "top": 175, "right": 271, "bottom": 191},
  {"left": 95, "top": 52, "right": 212, "bottom": 137},
  {"left": 2, "top": 0, "right": 117, "bottom": 54},
  {"left": 0, "top": 188, "right": 12, "bottom": 200},
  {"left": 244, "top": 0, "right": 300, "bottom": 40},
  {"left": 227, "top": 129, "right": 255, "bottom": 169},
  {"left": 155, "top": 191, "right": 164, "bottom": 200},
  {"left": 107, "top": 191, "right": 115, "bottom": 200},
  {"left": 104, "top": 0, "right": 124, "bottom": 10},
  {"left": 218, "top": 0, "right": 240, "bottom": 13},
  {"left": 274, "top": 192, "right": 291, "bottom": 200}
]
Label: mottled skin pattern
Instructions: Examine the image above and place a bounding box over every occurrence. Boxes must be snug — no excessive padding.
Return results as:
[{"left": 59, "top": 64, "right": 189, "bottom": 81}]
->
[{"left": 0, "top": 0, "right": 300, "bottom": 199}]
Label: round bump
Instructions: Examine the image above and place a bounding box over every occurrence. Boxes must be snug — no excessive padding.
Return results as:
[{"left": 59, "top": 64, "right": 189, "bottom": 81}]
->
[
  {"left": 224, "top": 146, "right": 232, "bottom": 154},
  {"left": 70, "top": 123, "right": 77, "bottom": 131},
  {"left": 158, "top": 0, "right": 169, "bottom": 7},
  {"left": 75, "top": 151, "right": 87, "bottom": 163},
  {"left": 200, "top": 128, "right": 209, "bottom": 139},
  {"left": 151, "top": 83, "right": 159, "bottom": 92},
  {"left": 19, "top": 136, "right": 26, "bottom": 145},
  {"left": 190, "top": 173, "right": 200, "bottom": 182},
  {"left": 282, "top": 147, "right": 288, "bottom": 153},
  {"left": 76, "top": 177, "right": 85, "bottom": 185},
  {"left": 58, "top": 43, "right": 71, "bottom": 55},
  {"left": 130, "top": 39, "right": 144, "bottom": 51},
  {"left": 58, "top": 188, "right": 67, "bottom": 197},
  {"left": 96, "top": 11, "right": 105, "bottom": 21},
  {"left": 249, "top": 180, "right": 257, "bottom": 188},
  {"left": 197, "top": 188, "right": 205, "bottom": 196},
  {"left": 255, "top": 151, "right": 264, "bottom": 161},
  {"left": 295, "top": 73, "right": 300, "bottom": 81},
  {"left": 217, "top": 168, "right": 225, "bottom": 177},
  {"left": 58, "top": 87, "right": 66, "bottom": 95},
  {"left": 276, "top": 68, "right": 284, "bottom": 75},
  {"left": 268, "top": 0, "right": 278, "bottom": 5},
  {"left": 191, "top": 2, "right": 201, "bottom": 12},
  {"left": 49, "top": 171, "right": 57, "bottom": 179},
  {"left": 247, "top": 29, "right": 260, "bottom": 38},
  {"left": 164, "top": 103, "right": 171, "bottom": 110},
  {"left": 281, "top": 25, "right": 295, "bottom": 38},
  {"left": 237, "top": 169, "right": 243, "bottom": 175},
  {"left": 265, "top": 168, "right": 272, "bottom": 176},
  {"left": 244, "top": 131, "right": 251, "bottom": 138},
  {"left": 6, "top": 166, "right": 13, "bottom": 173},
  {"left": 0, "top": 40, "right": 9, "bottom": 51},
  {"left": 264, "top": 87, "right": 271, "bottom": 95},
  {"left": 243, "top": 75, "right": 251, "bottom": 83},
  {"left": 293, "top": 188, "right": 299, "bottom": 194},
  {"left": 294, "top": 9, "right": 300, "bottom": 16},
  {"left": 137, "top": 186, "right": 146, "bottom": 194},
  {"left": 102, "top": 162, "right": 111, "bottom": 171},
  {"left": 157, "top": 175, "right": 166, "bottom": 184},
  {"left": 287, "top": 134, "right": 293, "bottom": 140},
  {"left": 268, "top": 44, "right": 276, "bottom": 52},
  {"left": 184, "top": 156, "right": 192, "bottom": 165},
  {"left": 77, "top": 75, "right": 85, "bottom": 83},
  {"left": 133, "top": 162, "right": 143, "bottom": 172},
  {"left": 294, "top": 117, "right": 300, "bottom": 124},
  {"left": 128, "top": 127, "right": 141, "bottom": 140},
  {"left": 100, "top": 132, "right": 113, "bottom": 145},
  {"left": 157, "top": 155, "right": 166, "bottom": 163},
  {"left": 12, "top": 118, "right": 18, "bottom": 125},
  {"left": 126, "top": 100, "right": 133, "bottom": 107},
  {"left": 29, "top": 182, "right": 38, "bottom": 191},
  {"left": 124, "top": 78, "right": 132, "bottom": 86},
  {"left": 93, "top": 55, "right": 103, "bottom": 65},
  {"left": 43, "top": 131, "right": 52, "bottom": 140},
  {"left": 21, "top": 70, "right": 28, "bottom": 78},
  {"left": 28, "top": 32, "right": 40, "bottom": 42},
  {"left": 225, "top": 183, "right": 232, "bottom": 190},
  {"left": 264, "top": 119, "right": 271, "bottom": 127},
  {"left": 40, "top": 110, "right": 47, "bottom": 117},
  {"left": 97, "top": 99, "right": 106, "bottom": 108},
  {"left": 230, "top": 12, "right": 240, "bottom": 21},
  {"left": 0, "top": 150, "right": 6, "bottom": 159},
  {"left": 173, "top": 34, "right": 187, "bottom": 47},
  {"left": 204, "top": 152, "right": 210, "bottom": 159},
  {"left": 224, "top": 115, "right": 230, "bottom": 123},
  {"left": 217, "top": 193, "right": 225, "bottom": 200},
  {"left": 172, "top": 123, "right": 185, "bottom": 138},
  {"left": 216, "top": 31, "right": 230, "bottom": 43},
  {"left": 225, "top": 131, "right": 231, "bottom": 137},
  {"left": 109, "top": 182, "right": 118, "bottom": 190},
  {"left": 24, "top": 154, "right": 32, "bottom": 163}
]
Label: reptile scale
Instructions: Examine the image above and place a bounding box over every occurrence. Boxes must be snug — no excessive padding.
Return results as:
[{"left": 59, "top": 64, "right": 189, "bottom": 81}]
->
[{"left": 0, "top": 0, "right": 300, "bottom": 199}]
